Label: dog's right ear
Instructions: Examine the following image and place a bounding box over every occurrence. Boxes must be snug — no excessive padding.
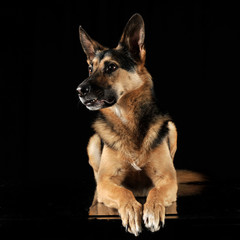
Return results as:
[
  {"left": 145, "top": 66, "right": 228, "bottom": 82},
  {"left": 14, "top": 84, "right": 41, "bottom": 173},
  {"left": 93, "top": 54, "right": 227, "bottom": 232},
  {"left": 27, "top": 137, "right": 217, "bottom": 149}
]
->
[
  {"left": 117, "top": 14, "right": 146, "bottom": 64},
  {"left": 79, "top": 26, "right": 105, "bottom": 62}
]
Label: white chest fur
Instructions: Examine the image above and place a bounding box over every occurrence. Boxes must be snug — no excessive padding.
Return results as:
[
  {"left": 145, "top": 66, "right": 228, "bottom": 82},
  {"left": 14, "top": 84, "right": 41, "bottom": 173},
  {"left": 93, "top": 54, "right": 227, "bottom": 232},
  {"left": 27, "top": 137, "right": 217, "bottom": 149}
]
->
[{"left": 131, "top": 162, "right": 142, "bottom": 171}]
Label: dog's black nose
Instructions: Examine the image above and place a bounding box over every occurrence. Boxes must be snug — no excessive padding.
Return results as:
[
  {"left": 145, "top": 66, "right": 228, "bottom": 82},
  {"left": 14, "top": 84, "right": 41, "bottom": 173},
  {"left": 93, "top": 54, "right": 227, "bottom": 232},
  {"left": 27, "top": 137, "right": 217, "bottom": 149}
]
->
[{"left": 76, "top": 85, "right": 90, "bottom": 97}]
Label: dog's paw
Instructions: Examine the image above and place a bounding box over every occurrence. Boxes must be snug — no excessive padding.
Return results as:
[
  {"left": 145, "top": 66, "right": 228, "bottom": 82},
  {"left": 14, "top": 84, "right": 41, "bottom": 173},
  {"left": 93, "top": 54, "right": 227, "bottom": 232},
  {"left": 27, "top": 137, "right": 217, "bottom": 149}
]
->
[
  {"left": 118, "top": 200, "right": 142, "bottom": 236},
  {"left": 143, "top": 201, "right": 165, "bottom": 232}
]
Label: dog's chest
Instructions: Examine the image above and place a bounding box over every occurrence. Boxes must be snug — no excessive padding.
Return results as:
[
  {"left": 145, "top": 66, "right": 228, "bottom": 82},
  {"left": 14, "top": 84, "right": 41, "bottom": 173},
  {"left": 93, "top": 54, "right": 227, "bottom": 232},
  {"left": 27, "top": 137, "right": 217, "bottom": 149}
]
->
[{"left": 122, "top": 149, "right": 149, "bottom": 172}]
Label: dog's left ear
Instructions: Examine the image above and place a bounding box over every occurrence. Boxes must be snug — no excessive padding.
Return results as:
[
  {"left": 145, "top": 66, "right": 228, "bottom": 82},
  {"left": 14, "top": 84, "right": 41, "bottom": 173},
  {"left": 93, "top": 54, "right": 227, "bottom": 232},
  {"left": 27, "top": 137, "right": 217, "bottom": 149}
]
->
[
  {"left": 118, "top": 13, "right": 146, "bottom": 64},
  {"left": 79, "top": 26, "right": 105, "bottom": 63}
]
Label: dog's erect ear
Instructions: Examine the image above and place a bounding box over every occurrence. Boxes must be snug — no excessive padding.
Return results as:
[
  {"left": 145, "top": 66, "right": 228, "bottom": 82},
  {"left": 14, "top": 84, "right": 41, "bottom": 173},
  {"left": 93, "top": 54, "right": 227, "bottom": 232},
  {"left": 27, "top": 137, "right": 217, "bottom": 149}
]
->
[
  {"left": 79, "top": 26, "right": 105, "bottom": 62},
  {"left": 118, "top": 13, "right": 145, "bottom": 63}
]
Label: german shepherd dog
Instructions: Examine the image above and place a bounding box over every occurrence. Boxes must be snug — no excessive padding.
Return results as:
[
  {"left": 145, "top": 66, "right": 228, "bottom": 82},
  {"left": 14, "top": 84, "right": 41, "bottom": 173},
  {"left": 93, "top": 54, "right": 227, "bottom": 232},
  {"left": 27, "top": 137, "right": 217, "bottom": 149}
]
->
[{"left": 77, "top": 14, "right": 178, "bottom": 236}]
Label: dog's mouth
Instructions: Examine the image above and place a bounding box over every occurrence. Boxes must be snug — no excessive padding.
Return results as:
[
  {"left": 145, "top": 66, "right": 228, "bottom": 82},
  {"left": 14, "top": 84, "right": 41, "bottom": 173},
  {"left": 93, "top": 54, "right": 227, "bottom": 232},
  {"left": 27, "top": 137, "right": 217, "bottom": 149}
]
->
[
  {"left": 85, "top": 98, "right": 115, "bottom": 106},
  {"left": 81, "top": 97, "right": 116, "bottom": 110}
]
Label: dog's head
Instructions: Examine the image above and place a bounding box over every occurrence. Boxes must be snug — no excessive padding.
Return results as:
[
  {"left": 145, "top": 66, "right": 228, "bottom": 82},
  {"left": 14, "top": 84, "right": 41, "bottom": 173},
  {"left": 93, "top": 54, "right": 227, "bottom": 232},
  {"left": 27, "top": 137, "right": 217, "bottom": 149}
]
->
[{"left": 77, "top": 14, "right": 148, "bottom": 111}]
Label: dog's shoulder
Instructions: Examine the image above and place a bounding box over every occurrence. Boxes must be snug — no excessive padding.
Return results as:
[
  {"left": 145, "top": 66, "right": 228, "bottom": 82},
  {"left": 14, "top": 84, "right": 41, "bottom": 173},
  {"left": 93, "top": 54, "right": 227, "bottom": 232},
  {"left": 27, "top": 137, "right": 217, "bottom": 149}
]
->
[{"left": 143, "top": 113, "right": 173, "bottom": 150}]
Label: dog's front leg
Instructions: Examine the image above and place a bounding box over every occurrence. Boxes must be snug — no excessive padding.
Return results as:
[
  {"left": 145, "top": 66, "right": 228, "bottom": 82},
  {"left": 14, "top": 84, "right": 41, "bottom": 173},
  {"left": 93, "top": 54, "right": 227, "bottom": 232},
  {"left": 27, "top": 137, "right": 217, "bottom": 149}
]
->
[
  {"left": 143, "top": 179, "right": 177, "bottom": 231},
  {"left": 143, "top": 142, "right": 178, "bottom": 232},
  {"left": 97, "top": 180, "right": 142, "bottom": 236},
  {"left": 96, "top": 147, "right": 142, "bottom": 236}
]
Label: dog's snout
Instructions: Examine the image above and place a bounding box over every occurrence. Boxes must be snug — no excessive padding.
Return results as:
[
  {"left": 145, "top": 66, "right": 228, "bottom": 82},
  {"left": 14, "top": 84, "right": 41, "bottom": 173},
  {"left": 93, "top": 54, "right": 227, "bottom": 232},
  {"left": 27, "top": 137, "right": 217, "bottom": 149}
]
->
[{"left": 77, "top": 85, "right": 90, "bottom": 97}]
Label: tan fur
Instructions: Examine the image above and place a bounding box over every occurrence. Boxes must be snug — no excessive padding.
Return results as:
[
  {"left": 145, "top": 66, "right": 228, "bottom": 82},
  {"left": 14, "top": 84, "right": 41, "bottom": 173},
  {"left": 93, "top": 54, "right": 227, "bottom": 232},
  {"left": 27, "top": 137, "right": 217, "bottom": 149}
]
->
[{"left": 87, "top": 134, "right": 101, "bottom": 180}]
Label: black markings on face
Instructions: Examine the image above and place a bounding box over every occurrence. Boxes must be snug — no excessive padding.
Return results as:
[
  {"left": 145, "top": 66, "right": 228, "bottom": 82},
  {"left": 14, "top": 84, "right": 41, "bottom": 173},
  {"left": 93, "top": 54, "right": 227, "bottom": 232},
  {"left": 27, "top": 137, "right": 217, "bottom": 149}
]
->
[{"left": 96, "top": 49, "right": 135, "bottom": 72}]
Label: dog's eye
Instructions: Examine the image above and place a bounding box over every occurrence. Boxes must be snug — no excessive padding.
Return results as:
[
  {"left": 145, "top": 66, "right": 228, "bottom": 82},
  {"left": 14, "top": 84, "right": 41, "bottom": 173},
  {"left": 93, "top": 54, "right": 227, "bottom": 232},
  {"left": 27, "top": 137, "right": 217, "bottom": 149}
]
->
[
  {"left": 105, "top": 63, "right": 118, "bottom": 74},
  {"left": 88, "top": 65, "right": 93, "bottom": 75}
]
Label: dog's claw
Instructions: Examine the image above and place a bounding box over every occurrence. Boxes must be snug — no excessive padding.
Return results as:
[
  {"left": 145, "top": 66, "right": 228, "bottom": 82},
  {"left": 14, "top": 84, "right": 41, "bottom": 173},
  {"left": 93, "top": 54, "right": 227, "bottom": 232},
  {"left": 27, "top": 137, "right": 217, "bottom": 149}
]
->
[
  {"left": 125, "top": 224, "right": 128, "bottom": 232},
  {"left": 161, "top": 219, "right": 165, "bottom": 228}
]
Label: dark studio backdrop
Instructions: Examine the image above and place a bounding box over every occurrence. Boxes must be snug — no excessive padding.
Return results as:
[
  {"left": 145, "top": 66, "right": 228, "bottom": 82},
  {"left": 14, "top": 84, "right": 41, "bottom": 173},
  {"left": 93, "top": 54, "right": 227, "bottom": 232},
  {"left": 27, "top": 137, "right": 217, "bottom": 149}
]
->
[{"left": 1, "top": 1, "right": 239, "bottom": 234}]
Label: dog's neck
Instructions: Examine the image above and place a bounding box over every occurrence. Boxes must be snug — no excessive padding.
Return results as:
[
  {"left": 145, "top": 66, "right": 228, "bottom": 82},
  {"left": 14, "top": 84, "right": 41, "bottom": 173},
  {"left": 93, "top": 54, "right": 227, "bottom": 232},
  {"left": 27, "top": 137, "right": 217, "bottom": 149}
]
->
[
  {"left": 112, "top": 104, "right": 127, "bottom": 124},
  {"left": 94, "top": 82, "right": 169, "bottom": 167},
  {"left": 100, "top": 81, "right": 157, "bottom": 134},
  {"left": 105, "top": 69, "right": 154, "bottom": 122}
]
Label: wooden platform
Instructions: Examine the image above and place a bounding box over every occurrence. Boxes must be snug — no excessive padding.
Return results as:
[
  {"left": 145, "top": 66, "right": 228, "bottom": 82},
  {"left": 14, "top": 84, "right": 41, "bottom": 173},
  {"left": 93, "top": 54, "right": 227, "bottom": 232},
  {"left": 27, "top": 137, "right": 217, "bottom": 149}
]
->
[{"left": 1, "top": 177, "right": 240, "bottom": 239}]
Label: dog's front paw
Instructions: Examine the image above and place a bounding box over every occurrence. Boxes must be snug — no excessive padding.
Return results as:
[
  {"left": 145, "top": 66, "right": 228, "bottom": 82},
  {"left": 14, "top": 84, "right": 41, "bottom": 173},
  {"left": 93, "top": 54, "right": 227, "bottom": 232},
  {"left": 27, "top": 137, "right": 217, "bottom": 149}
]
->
[
  {"left": 119, "top": 200, "right": 142, "bottom": 236},
  {"left": 143, "top": 201, "right": 165, "bottom": 232}
]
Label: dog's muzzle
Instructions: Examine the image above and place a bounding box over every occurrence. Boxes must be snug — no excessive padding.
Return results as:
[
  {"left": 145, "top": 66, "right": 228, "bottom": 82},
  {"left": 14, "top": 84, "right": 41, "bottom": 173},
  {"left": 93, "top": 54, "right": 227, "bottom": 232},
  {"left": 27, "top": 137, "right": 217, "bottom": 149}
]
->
[{"left": 76, "top": 84, "right": 116, "bottom": 111}]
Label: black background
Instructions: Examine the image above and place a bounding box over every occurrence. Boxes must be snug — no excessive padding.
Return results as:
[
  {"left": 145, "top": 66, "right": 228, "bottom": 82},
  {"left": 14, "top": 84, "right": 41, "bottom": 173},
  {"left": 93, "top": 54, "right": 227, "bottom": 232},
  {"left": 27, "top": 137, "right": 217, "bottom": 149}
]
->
[{"left": 1, "top": 1, "right": 239, "bottom": 200}]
